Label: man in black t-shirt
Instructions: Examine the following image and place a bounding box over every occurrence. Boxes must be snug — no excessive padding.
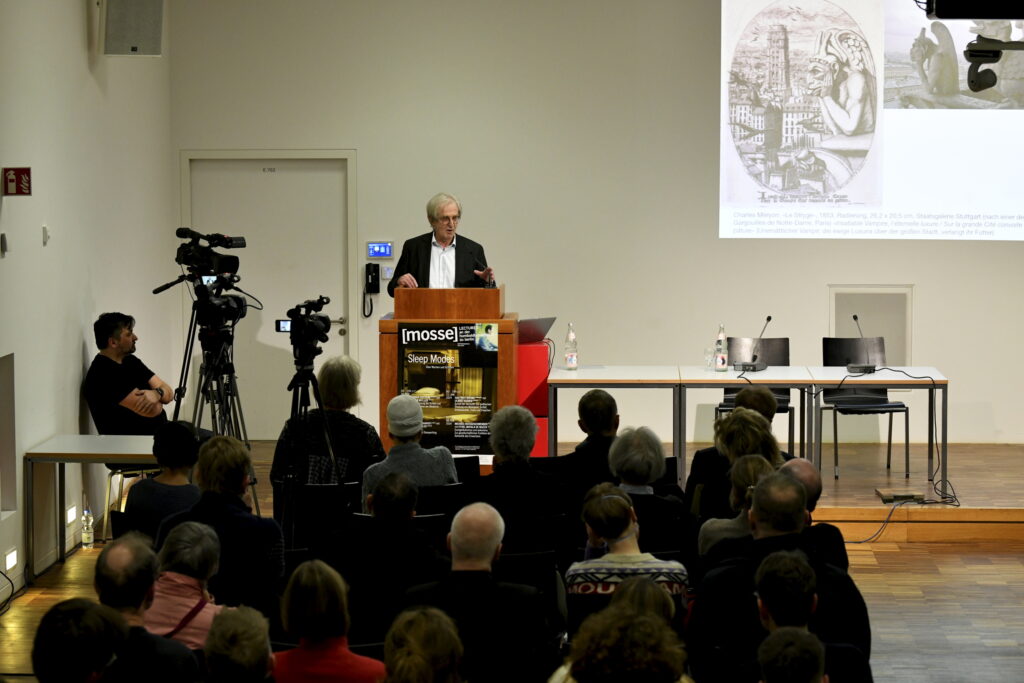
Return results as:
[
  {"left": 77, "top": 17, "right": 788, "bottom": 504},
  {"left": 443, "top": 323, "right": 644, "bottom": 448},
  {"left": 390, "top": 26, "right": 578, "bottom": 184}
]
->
[{"left": 84, "top": 312, "right": 173, "bottom": 435}]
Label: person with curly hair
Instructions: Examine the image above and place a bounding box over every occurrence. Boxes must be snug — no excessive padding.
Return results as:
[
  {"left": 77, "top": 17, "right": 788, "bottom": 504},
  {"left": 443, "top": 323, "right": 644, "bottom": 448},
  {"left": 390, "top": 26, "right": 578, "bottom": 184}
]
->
[{"left": 384, "top": 606, "right": 463, "bottom": 683}]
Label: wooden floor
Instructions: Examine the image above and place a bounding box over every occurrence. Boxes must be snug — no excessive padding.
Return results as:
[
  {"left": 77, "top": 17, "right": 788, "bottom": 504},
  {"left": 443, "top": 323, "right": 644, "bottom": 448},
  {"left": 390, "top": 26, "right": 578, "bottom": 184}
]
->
[{"left": 4, "top": 442, "right": 1024, "bottom": 681}]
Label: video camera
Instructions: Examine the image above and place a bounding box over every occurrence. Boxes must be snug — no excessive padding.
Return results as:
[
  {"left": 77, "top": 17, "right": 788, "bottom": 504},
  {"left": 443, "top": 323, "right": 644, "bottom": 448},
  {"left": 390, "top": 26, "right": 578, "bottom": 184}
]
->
[
  {"left": 282, "top": 296, "right": 332, "bottom": 367},
  {"left": 168, "top": 228, "right": 249, "bottom": 328}
]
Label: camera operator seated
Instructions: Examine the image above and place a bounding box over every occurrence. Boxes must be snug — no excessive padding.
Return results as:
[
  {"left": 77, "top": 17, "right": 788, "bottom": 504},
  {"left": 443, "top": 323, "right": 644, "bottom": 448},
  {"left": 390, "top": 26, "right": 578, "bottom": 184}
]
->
[
  {"left": 84, "top": 312, "right": 173, "bottom": 435},
  {"left": 271, "top": 357, "right": 386, "bottom": 504}
]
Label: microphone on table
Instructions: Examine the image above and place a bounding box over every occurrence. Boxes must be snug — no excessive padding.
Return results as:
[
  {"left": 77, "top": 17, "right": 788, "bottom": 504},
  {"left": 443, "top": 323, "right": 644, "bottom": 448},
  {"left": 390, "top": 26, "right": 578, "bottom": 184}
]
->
[
  {"left": 733, "top": 315, "right": 771, "bottom": 372},
  {"left": 847, "top": 313, "right": 876, "bottom": 374},
  {"left": 474, "top": 259, "right": 496, "bottom": 289}
]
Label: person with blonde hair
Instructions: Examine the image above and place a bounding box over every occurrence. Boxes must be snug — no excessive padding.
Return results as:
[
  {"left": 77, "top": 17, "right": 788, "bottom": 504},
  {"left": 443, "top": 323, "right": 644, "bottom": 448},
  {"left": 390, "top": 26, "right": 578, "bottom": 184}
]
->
[
  {"left": 384, "top": 606, "right": 463, "bottom": 683},
  {"left": 204, "top": 606, "right": 273, "bottom": 682},
  {"left": 274, "top": 560, "right": 385, "bottom": 682}
]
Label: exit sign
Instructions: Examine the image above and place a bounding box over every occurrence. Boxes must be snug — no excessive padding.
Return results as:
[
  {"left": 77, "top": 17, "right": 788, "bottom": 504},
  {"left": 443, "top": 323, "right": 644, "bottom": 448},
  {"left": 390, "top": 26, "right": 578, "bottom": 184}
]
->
[{"left": 3, "top": 168, "right": 31, "bottom": 196}]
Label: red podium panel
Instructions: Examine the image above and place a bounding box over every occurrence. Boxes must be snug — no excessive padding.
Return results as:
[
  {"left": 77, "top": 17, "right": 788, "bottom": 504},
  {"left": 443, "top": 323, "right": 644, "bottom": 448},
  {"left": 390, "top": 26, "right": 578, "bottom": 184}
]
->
[{"left": 517, "top": 342, "right": 549, "bottom": 417}]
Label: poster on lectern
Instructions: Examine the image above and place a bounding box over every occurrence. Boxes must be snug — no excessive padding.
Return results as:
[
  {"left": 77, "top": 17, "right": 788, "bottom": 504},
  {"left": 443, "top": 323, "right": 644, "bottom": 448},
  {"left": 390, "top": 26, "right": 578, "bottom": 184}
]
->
[{"left": 397, "top": 322, "right": 499, "bottom": 455}]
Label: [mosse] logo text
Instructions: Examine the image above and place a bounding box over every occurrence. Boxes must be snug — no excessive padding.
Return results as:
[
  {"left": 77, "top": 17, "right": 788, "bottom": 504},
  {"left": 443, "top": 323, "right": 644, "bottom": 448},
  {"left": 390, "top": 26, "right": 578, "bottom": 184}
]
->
[{"left": 401, "top": 327, "right": 458, "bottom": 344}]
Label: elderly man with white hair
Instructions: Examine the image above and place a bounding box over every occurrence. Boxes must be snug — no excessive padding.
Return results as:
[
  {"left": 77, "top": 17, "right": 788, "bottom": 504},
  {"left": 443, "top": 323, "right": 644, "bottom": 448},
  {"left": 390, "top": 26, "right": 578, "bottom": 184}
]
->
[{"left": 405, "top": 502, "right": 558, "bottom": 682}]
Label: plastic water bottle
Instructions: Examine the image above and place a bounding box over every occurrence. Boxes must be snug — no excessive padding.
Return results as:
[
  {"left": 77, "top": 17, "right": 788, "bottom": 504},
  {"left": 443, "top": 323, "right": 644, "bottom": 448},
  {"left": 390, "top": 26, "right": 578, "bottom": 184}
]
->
[
  {"left": 82, "top": 507, "right": 94, "bottom": 549},
  {"left": 565, "top": 323, "right": 579, "bottom": 370},
  {"left": 714, "top": 324, "right": 728, "bottom": 372}
]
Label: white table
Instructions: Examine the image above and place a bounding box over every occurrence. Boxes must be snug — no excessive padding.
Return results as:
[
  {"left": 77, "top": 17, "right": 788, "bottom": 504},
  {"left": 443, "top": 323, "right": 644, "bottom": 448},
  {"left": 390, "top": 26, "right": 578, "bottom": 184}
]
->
[
  {"left": 546, "top": 365, "right": 682, "bottom": 464},
  {"left": 679, "top": 365, "right": 815, "bottom": 459},
  {"left": 806, "top": 367, "right": 949, "bottom": 493},
  {"left": 25, "top": 434, "right": 155, "bottom": 582}
]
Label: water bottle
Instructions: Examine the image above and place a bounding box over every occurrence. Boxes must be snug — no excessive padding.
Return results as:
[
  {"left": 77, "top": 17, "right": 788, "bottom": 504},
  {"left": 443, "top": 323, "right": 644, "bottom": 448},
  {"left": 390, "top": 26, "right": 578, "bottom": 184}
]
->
[
  {"left": 714, "top": 324, "right": 728, "bottom": 372},
  {"left": 565, "top": 323, "right": 579, "bottom": 370},
  {"left": 82, "top": 507, "right": 94, "bottom": 549}
]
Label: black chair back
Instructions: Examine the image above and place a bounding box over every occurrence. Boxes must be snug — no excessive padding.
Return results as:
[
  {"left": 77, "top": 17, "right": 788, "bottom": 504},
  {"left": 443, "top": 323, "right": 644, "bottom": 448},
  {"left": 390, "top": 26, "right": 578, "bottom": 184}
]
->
[
  {"left": 724, "top": 337, "right": 791, "bottom": 405},
  {"left": 822, "top": 337, "right": 888, "bottom": 403},
  {"left": 454, "top": 455, "right": 481, "bottom": 485},
  {"left": 417, "top": 483, "right": 468, "bottom": 516}
]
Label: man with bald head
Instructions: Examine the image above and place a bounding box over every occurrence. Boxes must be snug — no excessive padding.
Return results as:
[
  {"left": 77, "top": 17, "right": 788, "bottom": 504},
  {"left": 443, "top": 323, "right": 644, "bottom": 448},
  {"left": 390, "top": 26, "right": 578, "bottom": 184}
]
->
[
  {"left": 779, "top": 458, "right": 849, "bottom": 571},
  {"left": 406, "top": 503, "right": 558, "bottom": 682},
  {"left": 94, "top": 533, "right": 200, "bottom": 682}
]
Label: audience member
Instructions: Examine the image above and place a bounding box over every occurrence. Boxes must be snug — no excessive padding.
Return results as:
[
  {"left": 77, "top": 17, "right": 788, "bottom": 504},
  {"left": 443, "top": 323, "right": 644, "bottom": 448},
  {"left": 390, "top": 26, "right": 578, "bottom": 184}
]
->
[
  {"left": 271, "top": 356, "right": 385, "bottom": 499},
  {"left": 549, "top": 606, "right": 693, "bottom": 683},
  {"left": 384, "top": 606, "right": 463, "bottom": 683},
  {"left": 145, "top": 521, "right": 225, "bottom": 650},
  {"left": 608, "top": 426, "right": 686, "bottom": 553},
  {"left": 124, "top": 420, "right": 201, "bottom": 540},
  {"left": 565, "top": 484, "right": 688, "bottom": 596},
  {"left": 687, "top": 474, "right": 870, "bottom": 683},
  {"left": 758, "top": 628, "right": 828, "bottom": 683},
  {"left": 477, "top": 405, "right": 563, "bottom": 548},
  {"left": 557, "top": 389, "right": 619, "bottom": 495},
  {"left": 733, "top": 386, "right": 794, "bottom": 458},
  {"left": 204, "top": 606, "right": 274, "bottom": 682},
  {"left": 84, "top": 312, "right": 173, "bottom": 435},
  {"left": 93, "top": 533, "right": 201, "bottom": 682},
  {"left": 362, "top": 394, "right": 458, "bottom": 507},
  {"left": 274, "top": 559, "right": 386, "bottom": 682},
  {"left": 158, "top": 435, "right": 284, "bottom": 618},
  {"left": 756, "top": 552, "right": 873, "bottom": 683},
  {"left": 779, "top": 458, "right": 849, "bottom": 571},
  {"left": 608, "top": 575, "right": 677, "bottom": 625},
  {"left": 698, "top": 454, "right": 774, "bottom": 557},
  {"left": 32, "top": 598, "right": 127, "bottom": 683},
  {"left": 406, "top": 502, "right": 557, "bottom": 682}
]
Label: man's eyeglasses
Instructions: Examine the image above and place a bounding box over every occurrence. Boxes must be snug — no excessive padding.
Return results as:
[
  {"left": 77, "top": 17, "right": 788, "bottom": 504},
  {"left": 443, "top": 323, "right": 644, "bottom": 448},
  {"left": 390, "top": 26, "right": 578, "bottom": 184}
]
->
[{"left": 436, "top": 215, "right": 461, "bottom": 225}]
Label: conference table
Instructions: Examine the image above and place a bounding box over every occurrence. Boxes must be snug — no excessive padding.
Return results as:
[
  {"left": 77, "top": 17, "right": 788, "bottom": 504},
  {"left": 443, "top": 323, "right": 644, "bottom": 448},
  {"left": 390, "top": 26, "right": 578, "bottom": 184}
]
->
[
  {"left": 546, "top": 365, "right": 949, "bottom": 494},
  {"left": 808, "top": 366, "right": 949, "bottom": 494},
  {"left": 24, "top": 434, "right": 155, "bottom": 583}
]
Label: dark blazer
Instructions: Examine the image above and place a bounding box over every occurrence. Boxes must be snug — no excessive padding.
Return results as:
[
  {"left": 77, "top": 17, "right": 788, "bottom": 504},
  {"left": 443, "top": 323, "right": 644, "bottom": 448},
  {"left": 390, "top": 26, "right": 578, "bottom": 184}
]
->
[{"left": 387, "top": 232, "right": 489, "bottom": 296}]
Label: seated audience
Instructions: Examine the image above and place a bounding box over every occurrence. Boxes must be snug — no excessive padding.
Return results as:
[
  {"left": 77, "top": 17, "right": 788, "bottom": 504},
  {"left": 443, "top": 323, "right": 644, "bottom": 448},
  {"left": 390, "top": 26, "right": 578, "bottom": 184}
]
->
[
  {"left": 608, "top": 426, "right": 686, "bottom": 553},
  {"left": 477, "top": 405, "right": 563, "bottom": 548},
  {"left": 145, "top": 521, "right": 225, "bottom": 650},
  {"left": 758, "top": 628, "right": 828, "bottom": 683},
  {"left": 406, "top": 502, "right": 557, "bottom": 682},
  {"left": 124, "top": 420, "right": 201, "bottom": 541},
  {"left": 756, "top": 551, "right": 873, "bottom": 683},
  {"left": 384, "top": 606, "right": 464, "bottom": 683},
  {"left": 362, "top": 394, "right": 458, "bottom": 507},
  {"left": 158, "top": 435, "right": 285, "bottom": 618},
  {"left": 274, "top": 559, "right": 386, "bottom": 682},
  {"left": 204, "top": 606, "right": 274, "bottom": 682},
  {"left": 608, "top": 575, "right": 677, "bottom": 625},
  {"left": 271, "top": 356, "right": 385, "bottom": 498},
  {"left": 565, "top": 483, "right": 688, "bottom": 596},
  {"left": 548, "top": 606, "right": 693, "bottom": 683},
  {"left": 687, "top": 474, "right": 870, "bottom": 683},
  {"left": 732, "top": 386, "right": 793, "bottom": 459},
  {"left": 32, "top": 598, "right": 128, "bottom": 683},
  {"left": 698, "top": 454, "right": 774, "bottom": 557},
  {"left": 330, "top": 472, "right": 448, "bottom": 644},
  {"left": 93, "top": 533, "right": 201, "bottom": 682},
  {"left": 779, "top": 458, "right": 849, "bottom": 571}
]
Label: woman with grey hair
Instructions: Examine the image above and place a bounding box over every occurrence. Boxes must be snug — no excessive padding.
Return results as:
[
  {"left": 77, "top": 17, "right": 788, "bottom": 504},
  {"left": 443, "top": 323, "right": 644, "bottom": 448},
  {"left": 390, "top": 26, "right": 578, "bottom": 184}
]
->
[
  {"left": 476, "top": 406, "right": 561, "bottom": 550},
  {"left": 271, "top": 356, "right": 385, "bottom": 510},
  {"left": 144, "top": 521, "right": 225, "bottom": 650},
  {"left": 608, "top": 427, "right": 686, "bottom": 554}
]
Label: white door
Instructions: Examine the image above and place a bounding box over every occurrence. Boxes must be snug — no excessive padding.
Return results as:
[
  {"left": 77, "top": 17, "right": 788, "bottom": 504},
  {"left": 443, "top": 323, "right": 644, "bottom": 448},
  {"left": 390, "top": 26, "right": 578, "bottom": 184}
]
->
[{"left": 185, "top": 157, "right": 349, "bottom": 440}]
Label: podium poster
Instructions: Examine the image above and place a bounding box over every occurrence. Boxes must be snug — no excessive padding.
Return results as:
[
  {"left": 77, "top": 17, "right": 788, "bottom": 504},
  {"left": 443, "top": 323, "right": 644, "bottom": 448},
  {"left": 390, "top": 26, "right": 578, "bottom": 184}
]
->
[{"left": 397, "top": 322, "right": 499, "bottom": 454}]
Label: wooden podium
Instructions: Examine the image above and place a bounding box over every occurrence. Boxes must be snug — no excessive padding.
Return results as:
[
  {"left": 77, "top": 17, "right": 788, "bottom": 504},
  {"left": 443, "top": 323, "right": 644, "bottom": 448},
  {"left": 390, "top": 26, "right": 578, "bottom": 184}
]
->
[{"left": 378, "top": 286, "right": 519, "bottom": 449}]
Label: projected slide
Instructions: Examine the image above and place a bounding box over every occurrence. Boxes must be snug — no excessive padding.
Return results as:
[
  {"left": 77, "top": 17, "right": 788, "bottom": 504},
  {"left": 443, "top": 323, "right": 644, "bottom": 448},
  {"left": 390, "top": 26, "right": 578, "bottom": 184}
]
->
[{"left": 720, "top": 0, "right": 1024, "bottom": 240}]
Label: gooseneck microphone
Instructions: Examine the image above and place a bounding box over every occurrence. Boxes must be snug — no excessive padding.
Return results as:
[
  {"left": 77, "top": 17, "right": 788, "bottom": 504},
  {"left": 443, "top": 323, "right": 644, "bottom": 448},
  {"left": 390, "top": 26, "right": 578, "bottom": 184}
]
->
[
  {"left": 846, "top": 313, "right": 876, "bottom": 373},
  {"left": 733, "top": 315, "right": 772, "bottom": 372}
]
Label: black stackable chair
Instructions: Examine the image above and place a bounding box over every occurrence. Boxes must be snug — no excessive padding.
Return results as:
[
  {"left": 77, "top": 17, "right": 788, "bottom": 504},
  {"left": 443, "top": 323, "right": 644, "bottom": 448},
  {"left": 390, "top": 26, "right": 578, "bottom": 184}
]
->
[{"left": 715, "top": 337, "right": 796, "bottom": 455}]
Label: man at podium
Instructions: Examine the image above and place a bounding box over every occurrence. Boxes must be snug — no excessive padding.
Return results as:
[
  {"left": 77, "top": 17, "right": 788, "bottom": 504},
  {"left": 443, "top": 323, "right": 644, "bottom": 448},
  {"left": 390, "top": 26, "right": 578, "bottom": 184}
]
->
[{"left": 387, "top": 192, "right": 495, "bottom": 297}]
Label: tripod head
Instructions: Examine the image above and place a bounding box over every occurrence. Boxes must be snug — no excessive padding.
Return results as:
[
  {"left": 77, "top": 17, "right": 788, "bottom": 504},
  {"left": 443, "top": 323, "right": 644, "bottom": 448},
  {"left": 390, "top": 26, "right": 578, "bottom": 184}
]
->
[{"left": 285, "top": 296, "right": 332, "bottom": 370}]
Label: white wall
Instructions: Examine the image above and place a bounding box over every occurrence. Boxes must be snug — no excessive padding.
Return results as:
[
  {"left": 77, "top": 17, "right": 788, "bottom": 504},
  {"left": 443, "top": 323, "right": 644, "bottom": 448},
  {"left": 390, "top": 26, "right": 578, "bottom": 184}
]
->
[
  {"left": 0, "top": 0, "right": 177, "bottom": 590},
  {"left": 167, "top": 0, "right": 1024, "bottom": 446}
]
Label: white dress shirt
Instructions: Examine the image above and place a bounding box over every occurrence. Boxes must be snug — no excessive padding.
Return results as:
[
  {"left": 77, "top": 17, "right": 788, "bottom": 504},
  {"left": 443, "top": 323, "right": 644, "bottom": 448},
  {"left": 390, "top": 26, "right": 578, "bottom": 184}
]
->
[{"left": 429, "top": 235, "right": 456, "bottom": 288}]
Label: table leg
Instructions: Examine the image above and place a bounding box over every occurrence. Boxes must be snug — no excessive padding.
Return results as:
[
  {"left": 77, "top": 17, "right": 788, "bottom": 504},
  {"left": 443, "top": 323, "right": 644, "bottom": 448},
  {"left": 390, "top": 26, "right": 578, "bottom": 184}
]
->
[
  {"left": 547, "top": 383, "right": 557, "bottom": 458},
  {"left": 58, "top": 462, "right": 66, "bottom": 564},
  {"left": 941, "top": 385, "right": 948, "bottom": 497},
  {"left": 25, "top": 458, "right": 34, "bottom": 584},
  {"left": 928, "top": 388, "right": 935, "bottom": 482},
  {"left": 799, "top": 386, "right": 806, "bottom": 460},
  {"left": 814, "top": 388, "right": 822, "bottom": 470},
  {"left": 674, "top": 385, "right": 685, "bottom": 487}
]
